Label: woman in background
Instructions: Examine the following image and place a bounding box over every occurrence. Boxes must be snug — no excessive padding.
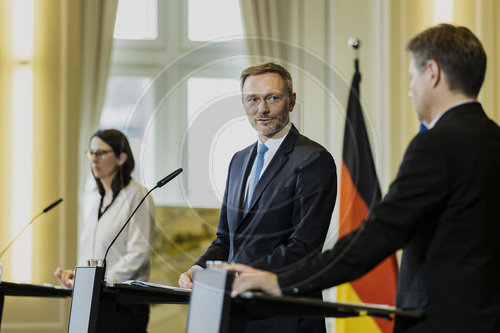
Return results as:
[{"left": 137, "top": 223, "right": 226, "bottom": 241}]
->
[{"left": 55, "top": 129, "right": 155, "bottom": 333}]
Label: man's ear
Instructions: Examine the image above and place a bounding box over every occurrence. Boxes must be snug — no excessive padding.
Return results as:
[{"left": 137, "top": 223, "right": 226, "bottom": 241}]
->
[
  {"left": 289, "top": 92, "right": 296, "bottom": 111},
  {"left": 118, "top": 153, "right": 128, "bottom": 166},
  {"left": 427, "top": 60, "right": 441, "bottom": 89}
]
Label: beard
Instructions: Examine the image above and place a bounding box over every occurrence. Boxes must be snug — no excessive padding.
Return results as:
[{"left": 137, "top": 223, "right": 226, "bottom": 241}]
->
[{"left": 251, "top": 112, "right": 289, "bottom": 136}]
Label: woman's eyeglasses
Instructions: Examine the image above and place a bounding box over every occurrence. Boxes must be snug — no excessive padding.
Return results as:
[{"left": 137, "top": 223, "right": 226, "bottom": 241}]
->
[{"left": 86, "top": 150, "right": 113, "bottom": 160}]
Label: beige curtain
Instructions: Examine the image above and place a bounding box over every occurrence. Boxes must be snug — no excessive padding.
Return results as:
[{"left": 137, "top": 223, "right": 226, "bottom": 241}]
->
[
  {"left": 0, "top": 0, "right": 117, "bottom": 331},
  {"left": 240, "top": 0, "right": 301, "bottom": 62},
  {"left": 79, "top": 0, "right": 118, "bottom": 132},
  {"left": 77, "top": 0, "right": 118, "bottom": 224}
]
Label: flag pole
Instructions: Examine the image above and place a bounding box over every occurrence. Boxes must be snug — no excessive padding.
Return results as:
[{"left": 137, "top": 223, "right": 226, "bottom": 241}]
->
[
  {"left": 348, "top": 36, "right": 361, "bottom": 74},
  {"left": 339, "top": 35, "right": 399, "bottom": 333}
]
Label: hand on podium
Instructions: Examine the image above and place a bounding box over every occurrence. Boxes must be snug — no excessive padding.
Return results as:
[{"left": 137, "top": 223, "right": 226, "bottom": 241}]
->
[
  {"left": 54, "top": 267, "right": 74, "bottom": 288},
  {"left": 179, "top": 265, "right": 203, "bottom": 289},
  {"left": 224, "top": 263, "right": 282, "bottom": 298}
]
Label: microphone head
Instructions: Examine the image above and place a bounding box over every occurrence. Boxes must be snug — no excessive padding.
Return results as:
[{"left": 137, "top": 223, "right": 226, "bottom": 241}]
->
[
  {"left": 157, "top": 168, "right": 183, "bottom": 188},
  {"left": 43, "top": 198, "right": 63, "bottom": 213},
  {"left": 103, "top": 169, "right": 179, "bottom": 267}
]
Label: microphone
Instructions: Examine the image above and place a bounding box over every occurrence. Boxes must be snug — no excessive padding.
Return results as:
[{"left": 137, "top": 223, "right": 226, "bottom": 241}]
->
[
  {"left": 43, "top": 198, "right": 63, "bottom": 213},
  {"left": 0, "top": 198, "right": 63, "bottom": 259},
  {"left": 157, "top": 168, "right": 183, "bottom": 188},
  {"left": 102, "top": 168, "right": 183, "bottom": 270},
  {"left": 231, "top": 151, "right": 322, "bottom": 263}
]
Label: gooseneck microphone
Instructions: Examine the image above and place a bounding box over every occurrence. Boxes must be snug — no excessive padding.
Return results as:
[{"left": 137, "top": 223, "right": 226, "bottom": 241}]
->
[
  {"left": 156, "top": 168, "right": 183, "bottom": 188},
  {"left": 0, "top": 198, "right": 63, "bottom": 259},
  {"left": 231, "top": 151, "right": 322, "bottom": 263},
  {"left": 102, "top": 168, "right": 183, "bottom": 271}
]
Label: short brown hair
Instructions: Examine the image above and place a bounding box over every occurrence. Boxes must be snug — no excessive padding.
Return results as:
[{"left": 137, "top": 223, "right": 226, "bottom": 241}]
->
[
  {"left": 406, "top": 24, "right": 486, "bottom": 98},
  {"left": 240, "top": 62, "right": 293, "bottom": 96}
]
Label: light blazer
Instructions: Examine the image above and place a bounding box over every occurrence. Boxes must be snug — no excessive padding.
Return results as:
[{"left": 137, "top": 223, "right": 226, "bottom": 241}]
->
[{"left": 278, "top": 103, "right": 500, "bottom": 333}]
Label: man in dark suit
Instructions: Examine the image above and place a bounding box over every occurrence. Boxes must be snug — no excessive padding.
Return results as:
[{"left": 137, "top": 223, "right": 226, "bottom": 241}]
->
[
  {"left": 229, "top": 24, "right": 500, "bottom": 333},
  {"left": 179, "top": 63, "right": 337, "bottom": 332}
]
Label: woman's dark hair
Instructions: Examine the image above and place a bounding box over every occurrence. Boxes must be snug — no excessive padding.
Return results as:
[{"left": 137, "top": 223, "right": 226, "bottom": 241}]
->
[{"left": 90, "top": 129, "right": 135, "bottom": 197}]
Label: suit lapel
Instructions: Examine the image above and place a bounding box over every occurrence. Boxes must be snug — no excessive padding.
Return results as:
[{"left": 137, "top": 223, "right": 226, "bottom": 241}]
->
[
  {"left": 242, "top": 125, "right": 299, "bottom": 220},
  {"left": 234, "top": 144, "right": 257, "bottom": 222}
]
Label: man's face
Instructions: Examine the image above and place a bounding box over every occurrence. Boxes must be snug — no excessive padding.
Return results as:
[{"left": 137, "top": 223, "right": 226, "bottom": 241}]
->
[
  {"left": 242, "top": 73, "right": 296, "bottom": 141},
  {"left": 408, "top": 57, "right": 431, "bottom": 124}
]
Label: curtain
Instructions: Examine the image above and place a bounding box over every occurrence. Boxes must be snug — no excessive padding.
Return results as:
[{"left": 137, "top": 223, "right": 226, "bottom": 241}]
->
[
  {"left": 77, "top": 0, "right": 118, "bottom": 227},
  {"left": 240, "top": 0, "right": 300, "bottom": 62},
  {"left": 79, "top": 0, "right": 118, "bottom": 136}
]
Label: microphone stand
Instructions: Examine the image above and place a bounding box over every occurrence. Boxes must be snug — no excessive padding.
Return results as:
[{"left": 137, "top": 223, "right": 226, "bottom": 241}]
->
[
  {"left": 67, "top": 169, "right": 182, "bottom": 333},
  {"left": 102, "top": 167, "right": 183, "bottom": 271},
  {"left": 0, "top": 198, "right": 63, "bottom": 280}
]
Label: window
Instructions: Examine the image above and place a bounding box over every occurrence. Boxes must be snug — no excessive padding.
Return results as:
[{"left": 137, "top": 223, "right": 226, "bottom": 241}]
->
[
  {"left": 101, "top": 75, "right": 155, "bottom": 183},
  {"left": 188, "top": 0, "right": 244, "bottom": 41},
  {"left": 114, "top": 0, "right": 158, "bottom": 40},
  {"left": 187, "top": 77, "right": 254, "bottom": 207},
  {"left": 102, "top": 0, "right": 250, "bottom": 208},
  {"left": 11, "top": 0, "right": 34, "bottom": 282}
]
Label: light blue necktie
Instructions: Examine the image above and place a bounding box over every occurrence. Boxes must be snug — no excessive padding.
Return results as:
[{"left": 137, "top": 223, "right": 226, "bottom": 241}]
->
[{"left": 244, "top": 143, "right": 268, "bottom": 213}]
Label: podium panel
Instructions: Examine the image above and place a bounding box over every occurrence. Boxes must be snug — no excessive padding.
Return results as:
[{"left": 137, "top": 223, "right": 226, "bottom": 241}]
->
[
  {"left": 67, "top": 266, "right": 108, "bottom": 333},
  {"left": 67, "top": 266, "right": 190, "bottom": 333},
  {"left": 186, "top": 270, "right": 243, "bottom": 333},
  {"left": 186, "top": 270, "right": 423, "bottom": 333}
]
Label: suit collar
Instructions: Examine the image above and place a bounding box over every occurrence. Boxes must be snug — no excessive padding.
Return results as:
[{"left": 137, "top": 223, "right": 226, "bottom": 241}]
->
[
  {"left": 427, "top": 100, "right": 476, "bottom": 129},
  {"left": 434, "top": 101, "right": 483, "bottom": 128}
]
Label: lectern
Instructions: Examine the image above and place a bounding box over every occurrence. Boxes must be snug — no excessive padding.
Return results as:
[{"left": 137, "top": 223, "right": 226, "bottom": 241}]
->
[
  {"left": 67, "top": 266, "right": 109, "bottom": 333},
  {"left": 187, "top": 270, "right": 423, "bottom": 333},
  {"left": 67, "top": 266, "right": 190, "bottom": 333}
]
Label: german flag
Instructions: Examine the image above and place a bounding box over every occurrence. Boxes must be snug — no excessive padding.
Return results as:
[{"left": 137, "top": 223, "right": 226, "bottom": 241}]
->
[{"left": 336, "top": 68, "right": 398, "bottom": 333}]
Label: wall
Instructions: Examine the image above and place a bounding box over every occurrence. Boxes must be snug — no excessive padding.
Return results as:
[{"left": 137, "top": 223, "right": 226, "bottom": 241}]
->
[
  {"left": 0, "top": 0, "right": 81, "bottom": 331},
  {"left": 388, "top": 0, "right": 500, "bottom": 180}
]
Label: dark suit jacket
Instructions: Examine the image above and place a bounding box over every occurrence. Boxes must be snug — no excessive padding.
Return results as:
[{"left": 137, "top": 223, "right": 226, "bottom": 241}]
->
[
  {"left": 278, "top": 103, "right": 500, "bottom": 333},
  {"left": 195, "top": 124, "right": 337, "bottom": 332}
]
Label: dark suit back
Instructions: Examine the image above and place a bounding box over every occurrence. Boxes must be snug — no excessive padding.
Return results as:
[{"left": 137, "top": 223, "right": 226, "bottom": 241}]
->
[
  {"left": 394, "top": 102, "right": 500, "bottom": 332},
  {"left": 277, "top": 103, "right": 500, "bottom": 333}
]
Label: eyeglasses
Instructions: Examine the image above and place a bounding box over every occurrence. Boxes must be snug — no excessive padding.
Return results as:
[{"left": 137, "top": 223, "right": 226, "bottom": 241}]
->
[{"left": 86, "top": 150, "right": 113, "bottom": 160}]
